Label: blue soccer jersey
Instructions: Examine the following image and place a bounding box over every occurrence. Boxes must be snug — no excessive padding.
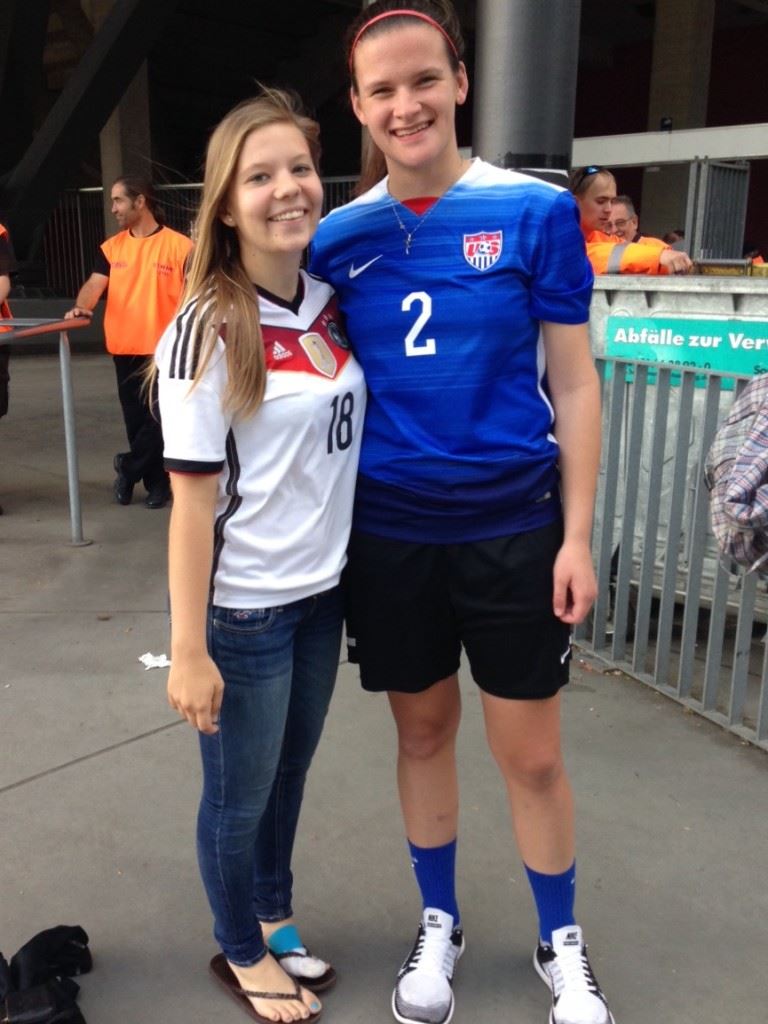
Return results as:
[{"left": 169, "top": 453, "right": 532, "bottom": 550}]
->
[{"left": 310, "top": 159, "right": 594, "bottom": 543}]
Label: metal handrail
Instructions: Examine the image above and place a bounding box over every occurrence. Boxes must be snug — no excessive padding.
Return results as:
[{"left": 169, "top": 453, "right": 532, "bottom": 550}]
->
[{"left": 0, "top": 317, "right": 91, "bottom": 545}]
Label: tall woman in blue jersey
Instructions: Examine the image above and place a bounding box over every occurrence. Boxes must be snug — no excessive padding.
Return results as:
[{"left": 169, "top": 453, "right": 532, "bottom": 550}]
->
[{"left": 311, "top": 4, "right": 613, "bottom": 1024}]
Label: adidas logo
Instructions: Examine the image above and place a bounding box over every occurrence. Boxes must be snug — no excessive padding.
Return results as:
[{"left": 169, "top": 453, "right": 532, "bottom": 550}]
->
[
  {"left": 564, "top": 931, "right": 580, "bottom": 945},
  {"left": 427, "top": 914, "right": 441, "bottom": 928},
  {"left": 272, "top": 341, "right": 292, "bottom": 361}
]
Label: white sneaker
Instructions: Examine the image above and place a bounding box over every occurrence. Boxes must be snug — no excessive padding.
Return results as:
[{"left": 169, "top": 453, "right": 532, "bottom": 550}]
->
[
  {"left": 392, "top": 908, "right": 465, "bottom": 1024},
  {"left": 533, "top": 924, "right": 615, "bottom": 1024}
]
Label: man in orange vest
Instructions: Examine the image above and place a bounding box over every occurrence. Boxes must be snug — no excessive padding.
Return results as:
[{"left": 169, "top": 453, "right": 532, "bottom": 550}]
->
[
  {"left": 65, "top": 176, "right": 192, "bottom": 508},
  {"left": 568, "top": 167, "right": 692, "bottom": 276},
  {"left": 607, "top": 195, "right": 668, "bottom": 248}
]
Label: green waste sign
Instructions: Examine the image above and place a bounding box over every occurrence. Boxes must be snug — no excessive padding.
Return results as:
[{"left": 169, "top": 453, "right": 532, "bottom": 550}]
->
[{"left": 605, "top": 316, "right": 768, "bottom": 378}]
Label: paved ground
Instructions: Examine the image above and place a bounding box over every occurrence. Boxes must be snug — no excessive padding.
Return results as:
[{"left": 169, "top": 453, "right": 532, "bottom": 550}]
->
[{"left": 2, "top": 351, "right": 767, "bottom": 1024}]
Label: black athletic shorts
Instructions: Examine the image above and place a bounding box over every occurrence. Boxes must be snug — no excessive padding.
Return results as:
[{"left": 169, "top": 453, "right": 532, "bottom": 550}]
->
[{"left": 343, "top": 520, "right": 572, "bottom": 699}]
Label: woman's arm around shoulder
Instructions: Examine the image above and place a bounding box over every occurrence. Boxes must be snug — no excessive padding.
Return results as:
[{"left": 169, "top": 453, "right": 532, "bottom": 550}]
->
[
  {"left": 167, "top": 471, "right": 224, "bottom": 734},
  {"left": 542, "top": 321, "right": 600, "bottom": 625}
]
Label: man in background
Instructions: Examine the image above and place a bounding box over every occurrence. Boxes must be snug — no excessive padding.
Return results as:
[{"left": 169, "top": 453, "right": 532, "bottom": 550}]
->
[
  {"left": 569, "top": 167, "right": 692, "bottom": 275},
  {"left": 607, "top": 195, "right": 666, "bottom": 247},
  {"left": 65, "top": 176, "right": 192, "bottom": 508}
]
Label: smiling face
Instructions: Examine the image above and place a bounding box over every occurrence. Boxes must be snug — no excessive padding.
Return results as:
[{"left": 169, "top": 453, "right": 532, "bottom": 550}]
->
[
  {"left": 606, "top": 200, "right": 638, "bottom": 241},
  {"left": 576, "top": 172, "right": 617, "bottom": 234},
  {"left": 220, "top": 122, "right": 323, "bottom": 281},
  {"left": 350, "top": 21, "right": 468, "bottom": 194}
]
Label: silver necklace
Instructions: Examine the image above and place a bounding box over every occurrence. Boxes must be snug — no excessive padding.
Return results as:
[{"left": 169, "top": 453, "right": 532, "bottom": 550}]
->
[
  {"left": 387, "top": 161, "right": 471, "bottom": 254},
  {"left": 388, "top": 195, "right": 442, "bottom": 255}
]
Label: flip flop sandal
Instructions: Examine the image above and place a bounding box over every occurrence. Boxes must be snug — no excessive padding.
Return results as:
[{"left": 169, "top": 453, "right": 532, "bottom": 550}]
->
[
  {"left": 209, "top": 953, "right": 322, "bottom": 1023},
  {"left": 272, "top": 950, "right": 337, "bottom": 993}
]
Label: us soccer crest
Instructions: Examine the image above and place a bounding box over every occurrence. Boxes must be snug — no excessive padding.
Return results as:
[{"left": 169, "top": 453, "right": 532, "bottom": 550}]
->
[
  {"left": 463, "top": 231, "right": 503, "bottom": 272},
  {"left": 299, "top": 332, "right": 338, "bottom": 378}
]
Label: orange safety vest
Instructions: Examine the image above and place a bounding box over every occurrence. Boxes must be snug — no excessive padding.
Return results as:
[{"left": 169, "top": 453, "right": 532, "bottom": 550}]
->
[
  {"left": 583, "top": 228, "right": 669, "bottom": 276},
  {"left": 100, "top": 226, "right": 193, "bottom": 355}
]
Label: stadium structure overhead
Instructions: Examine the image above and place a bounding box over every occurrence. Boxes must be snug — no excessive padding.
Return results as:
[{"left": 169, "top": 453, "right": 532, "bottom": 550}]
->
[{"left": 1, "top": 0, "right": 767, "bottom": 265}]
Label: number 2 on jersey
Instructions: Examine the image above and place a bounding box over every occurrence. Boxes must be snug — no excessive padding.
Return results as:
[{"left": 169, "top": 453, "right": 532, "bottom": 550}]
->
[{"left": 402, "top": 291, "right": 436, "bottom": 357}]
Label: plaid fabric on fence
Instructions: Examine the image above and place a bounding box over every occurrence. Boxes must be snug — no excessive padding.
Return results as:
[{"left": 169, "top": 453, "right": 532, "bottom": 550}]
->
[{"left": 705, "top": 374, "right": 768, "bottom": 575}]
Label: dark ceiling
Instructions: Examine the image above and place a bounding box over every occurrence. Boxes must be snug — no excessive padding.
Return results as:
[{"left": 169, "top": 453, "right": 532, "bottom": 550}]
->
[{"left": 13, "top": 0, "right": 768, "bottom": 182}]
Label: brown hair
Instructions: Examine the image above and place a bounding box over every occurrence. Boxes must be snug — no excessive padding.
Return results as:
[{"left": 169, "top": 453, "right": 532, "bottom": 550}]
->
[
  {"left": 346, "top": 1, "right": 464, "bottom": 195},
  {"left": 114, "top": 175, "right": 166, "bottom": 225},
  {"left": 179, "top": 87, "right": 321, "bottom": 418}
]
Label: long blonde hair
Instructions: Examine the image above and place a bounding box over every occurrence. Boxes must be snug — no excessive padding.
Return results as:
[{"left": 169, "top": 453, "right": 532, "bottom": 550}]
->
[{"left": 184, "top": 88, "right": 321, "bottom": 417}]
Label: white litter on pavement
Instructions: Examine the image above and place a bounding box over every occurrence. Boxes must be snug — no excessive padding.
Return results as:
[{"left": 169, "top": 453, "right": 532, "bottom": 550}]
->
[{"left": 138, "top": 651, "right": 172, "bottom": 670}]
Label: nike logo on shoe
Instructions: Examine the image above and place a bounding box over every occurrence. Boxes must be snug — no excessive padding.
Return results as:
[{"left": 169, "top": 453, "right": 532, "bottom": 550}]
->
[{"left": 349, "top": 255, "right": 383, "bottom": 278}]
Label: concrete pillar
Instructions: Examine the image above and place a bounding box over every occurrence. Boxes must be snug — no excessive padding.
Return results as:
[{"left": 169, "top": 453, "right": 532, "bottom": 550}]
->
[
  {"left": 86, "top": 0, "right": 153, "bottom": 236},
  {"left": 98, "top": 65, "right": 153, "bottom": 232},
  {"left": 641, "top": 0, "right": 715, "bottom": 237},
  {"left": 472, "top": 0, "right": 581, "bottom": 183}
]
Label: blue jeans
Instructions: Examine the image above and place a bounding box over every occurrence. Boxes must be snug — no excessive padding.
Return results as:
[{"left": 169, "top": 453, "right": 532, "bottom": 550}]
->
[{"left": 197, "top": 586, "right": 343, "bottom": 966}]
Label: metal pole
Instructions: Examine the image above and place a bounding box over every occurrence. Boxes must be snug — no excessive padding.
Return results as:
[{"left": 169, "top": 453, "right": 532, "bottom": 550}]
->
[
  {"left": 473, "top": 0, "right": 581, "bottom": 183},
  {"left": 58, "top": 330, "right": 91, "bottom": 546}
]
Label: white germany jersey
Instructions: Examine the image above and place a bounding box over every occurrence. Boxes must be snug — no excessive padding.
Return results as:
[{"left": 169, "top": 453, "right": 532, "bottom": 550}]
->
[{"left": 156, "top": 271, "right": 366, "bottom": 608}]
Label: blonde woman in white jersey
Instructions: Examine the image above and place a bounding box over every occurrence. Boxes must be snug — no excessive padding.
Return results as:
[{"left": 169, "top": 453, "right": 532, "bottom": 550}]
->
[{"left": 154, "top": 88, "right": 365, "bottom": 1024}]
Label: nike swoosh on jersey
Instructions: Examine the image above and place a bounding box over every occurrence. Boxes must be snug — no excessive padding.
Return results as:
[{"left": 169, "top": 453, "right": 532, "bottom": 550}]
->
[{"left": 349, "top": 255, "right": 383, "bottom": 278}]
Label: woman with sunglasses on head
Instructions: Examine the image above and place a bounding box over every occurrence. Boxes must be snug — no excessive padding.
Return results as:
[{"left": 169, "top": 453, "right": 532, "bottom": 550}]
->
[
  {"left": 154, "top": 87, "right": 366, "bottom": 1024},
  {"left": 311, "top": 3, "right": 613, "bottom": 1024},
  {"left": 569, "top": 165, "right": 691, "bottom": 276}
]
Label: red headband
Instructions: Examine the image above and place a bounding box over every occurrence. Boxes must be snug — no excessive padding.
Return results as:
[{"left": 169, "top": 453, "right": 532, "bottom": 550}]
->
[{"left": 349, "top": 10, "right": 459, "bottom": 71}]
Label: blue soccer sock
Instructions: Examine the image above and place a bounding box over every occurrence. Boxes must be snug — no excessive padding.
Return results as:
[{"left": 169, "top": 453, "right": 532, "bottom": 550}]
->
[
  {"left": 408, "top": 838, "right": 460, "bottom": 925},
  {"left": 524, "top": 861, "right": 576, "bottom": 945}
]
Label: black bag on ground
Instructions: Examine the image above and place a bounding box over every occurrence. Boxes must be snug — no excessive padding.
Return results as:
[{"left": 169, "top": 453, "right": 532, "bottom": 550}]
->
[
  {"left": 0, "top": 927, "right": 90, "bottom": 1024},
  {"left": 10, "top": 927, "right": 91, "bottom": 991},
  {"left": 3, "top": 980, "right": 85, "bottom": 1024}
]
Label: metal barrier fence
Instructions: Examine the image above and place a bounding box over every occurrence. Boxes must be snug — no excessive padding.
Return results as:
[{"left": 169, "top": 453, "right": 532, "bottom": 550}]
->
[
  {"left": 577, "top": 358, "right": 768, "bottom": 752},
  {"left": 41, "top": 176, "right": 359, "bottom": 297},
  {"left": 685, "top": 158, "right": 750, "bottom": 260}
]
